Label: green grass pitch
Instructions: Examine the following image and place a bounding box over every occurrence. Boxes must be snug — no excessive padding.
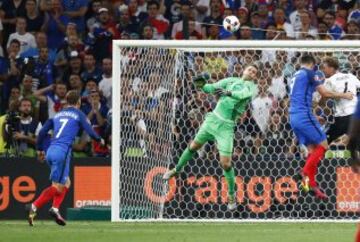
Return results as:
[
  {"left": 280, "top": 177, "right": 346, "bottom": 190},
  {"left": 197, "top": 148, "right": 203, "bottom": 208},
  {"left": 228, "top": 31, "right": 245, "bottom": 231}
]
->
[{"left": 0, "top": 221, "right": 356, "bottom": 242}]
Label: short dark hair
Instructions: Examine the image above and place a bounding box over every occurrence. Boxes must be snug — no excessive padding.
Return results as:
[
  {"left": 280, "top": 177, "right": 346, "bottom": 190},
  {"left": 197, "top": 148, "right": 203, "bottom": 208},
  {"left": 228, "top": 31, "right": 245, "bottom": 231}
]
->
[
  {"left": 323, "top": 57, "right": 339, "bottom": 70},
  {"left": 66, "top": 90, "right": 81, "bottom": 105},
  {"left": 147, "top": 1, "right": 159, "bottom": 9},
  {"left": 9, "top": 39, "right": 21, "bottom": 47},
  {"left": 324, "top": 10, "right": 335, "bottom": 18},
  {"left": 55, "top": 81, "right": 67, "bottom": 87},
  {"left": 20, "top": 97, "right": 32, "bottom": 105},
  {"left": 300, "top": 54, "right": 316, "bottom": 65}
]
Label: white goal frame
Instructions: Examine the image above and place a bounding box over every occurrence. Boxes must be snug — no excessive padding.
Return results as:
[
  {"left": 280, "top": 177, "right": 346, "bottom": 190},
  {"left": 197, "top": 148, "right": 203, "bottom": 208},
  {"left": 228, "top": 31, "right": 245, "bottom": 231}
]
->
[{"left": 111, "top": 40, "right": 360, "bottom": 222}]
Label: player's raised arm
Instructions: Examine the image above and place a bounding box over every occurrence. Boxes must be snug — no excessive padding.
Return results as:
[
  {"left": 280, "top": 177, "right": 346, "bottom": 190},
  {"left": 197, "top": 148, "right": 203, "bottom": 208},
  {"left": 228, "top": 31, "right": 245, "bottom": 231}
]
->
[{"left": 36, "top": 118, "right": 54, "bottom": 151}]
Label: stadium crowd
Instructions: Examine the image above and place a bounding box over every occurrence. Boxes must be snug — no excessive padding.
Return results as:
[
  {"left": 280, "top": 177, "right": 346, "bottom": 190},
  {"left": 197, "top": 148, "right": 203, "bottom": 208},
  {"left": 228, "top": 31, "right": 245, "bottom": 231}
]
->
[{"left": 0, "top": 0, "right": 359, "bottom": 157}]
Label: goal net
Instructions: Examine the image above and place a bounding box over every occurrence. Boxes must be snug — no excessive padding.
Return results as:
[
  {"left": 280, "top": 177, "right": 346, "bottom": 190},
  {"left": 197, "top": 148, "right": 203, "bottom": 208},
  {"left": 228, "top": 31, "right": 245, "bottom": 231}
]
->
[{"left": 112, "top": 41, "right": 360, "bottom": 221}]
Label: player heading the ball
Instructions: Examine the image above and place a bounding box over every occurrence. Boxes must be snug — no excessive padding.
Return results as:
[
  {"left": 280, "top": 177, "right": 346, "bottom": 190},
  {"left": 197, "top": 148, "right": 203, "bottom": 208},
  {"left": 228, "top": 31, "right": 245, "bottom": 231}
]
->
[{"left": 289, "top": 54, "right": 353, "bottom": 200}]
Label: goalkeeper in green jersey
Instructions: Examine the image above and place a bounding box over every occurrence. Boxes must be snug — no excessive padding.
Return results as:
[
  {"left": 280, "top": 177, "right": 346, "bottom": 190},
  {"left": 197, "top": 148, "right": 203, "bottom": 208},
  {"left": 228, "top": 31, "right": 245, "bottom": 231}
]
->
[{"left": 163, "top": 65, "right": 258, "bottom": 210}]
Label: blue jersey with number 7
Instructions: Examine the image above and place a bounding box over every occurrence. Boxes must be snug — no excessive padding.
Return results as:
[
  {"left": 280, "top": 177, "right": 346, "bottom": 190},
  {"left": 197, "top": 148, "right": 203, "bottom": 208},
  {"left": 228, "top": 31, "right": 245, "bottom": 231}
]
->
[{"left": 36, "top": 107, "right": 101, "bottom": 151}]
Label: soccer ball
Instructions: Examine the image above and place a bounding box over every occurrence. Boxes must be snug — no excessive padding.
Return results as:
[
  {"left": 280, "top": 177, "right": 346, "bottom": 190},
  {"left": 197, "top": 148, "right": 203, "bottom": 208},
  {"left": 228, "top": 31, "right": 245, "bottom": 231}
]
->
[{"left": 223, "top": 15, "right": 240, "bottom": 32}]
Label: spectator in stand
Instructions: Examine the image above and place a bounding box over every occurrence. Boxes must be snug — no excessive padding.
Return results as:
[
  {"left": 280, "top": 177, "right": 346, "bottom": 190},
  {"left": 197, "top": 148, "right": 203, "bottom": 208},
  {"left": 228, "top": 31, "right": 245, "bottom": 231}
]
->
[
  {"left": 30, "top": 47, "right": 56, "bottom": 90},
  {"left": 19, "top": 75, "right": 38, "bottom": 118},
  {"left": 55, "top": 34, "right": 84, "bottom": 68},
  {"left": 323, "top": 10, "right": 345, "bottom": 40},
  {"left": 81, "top": 89, "right": 109, "bottom": 157},
  {"left": 175, "top": 21, "right": 203, "bottom": 40},
  {"left": 81, "top": 53, "right": 102, "bottom": 84},
  {"left": 7, "top": 17, "right": 36, "bottom": 54},
  {"left": 20, "top": 32, "right": 56, "bottom": 63},
  {"left": 83, "top": 78, "right": 99, "bottom": 97},
  {"left": 289, "top": 0, "right": 317, "bottom": 34},
  {"left": 5, "top": 98, "right": 42, "bottom": 157},
  {"left": 203, "top": 0, "right": 223, "bottom": 38},
  {"left": 239, "top": 24, "right": 252, "bottom": 40},
  {"left": 272, "top": 8, "right": 295, "bottom": 39},
  {"left": 99, "top": 58, "right": 112, "bottom": 109},
  {"left": 265, "top": 23, "right": 278, "bottom": 40},
  {"left": 65, "top": 21, "right": 77, "bottom": 36},
  {"left": 141, "top": 24, "right": 155, "bottom": 39},
  {"left": 61, "top": 0, "right": 88, "bottom": 33},
  {"left": 69, "top": 74, "right": 84, "bottom": 94},
  {"left": 318, "top": 21, "right": 333, "bottom": 40},
  {"left": 335, "top": 6, "right": 348, "bottom": 29},
  {"left": 296, "top": 10, "right": 318, "bottom": 39},
  {"left": 237, "top": 7, "right": 249, "bottom": 26},
  {"left": 257, "top": 2, "right": 269, "bottom": 28},
  {"left": 33, "top": 82, "right": 67, "bottom": 119},
  {"left": 24, "top": 0, "right": 44, "bottom": 33},
  {"left": 87, "top": 7, "right": 119, "bottom": 62},
  {"left": 86, "top": 0, "right": 101, "bottom": 31},
  {"left": 251, "top": 78, "right": 275, "bottom": 134},
  {"left": 117, "top": 6, "right": 140, "bottom": 38},
  {"left": 206, "top": 20, "right": 220, "bottom": 39},
  {"left": 140, "top": 1, "right": 169, "bottom": 39},
  {"left": 0, "top": 0, "right": 27, "bottom": 44},
  {"left": 61, "top": 52, "right": 83, "bottom": 84},
  {"left": 8, "top": 87, "right": 21, "bottom": 107},
  {"left": 41, "top": 0, "right": 70, "bottom": 50},
  {"left": 344, "top": 20, "right": 360, "bottom": 40},
  {"left": 1, "top": 39, "right": 23, "bottom": 112},
  {"left": 128, "top": 0, "right": 147, "bottom": 23},
  {"left": 171, "top": 1, "right": 203, "bottom": 40},
  {"left": 250, "top": 11, "right": 265, "bottom": 40}
]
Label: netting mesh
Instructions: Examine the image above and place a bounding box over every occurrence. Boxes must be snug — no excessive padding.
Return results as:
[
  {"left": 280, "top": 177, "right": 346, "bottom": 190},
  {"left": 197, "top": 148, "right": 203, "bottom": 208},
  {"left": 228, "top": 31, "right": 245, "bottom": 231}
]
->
[{"left": 117, "top": 46, "right": 360, "bottom": 220}]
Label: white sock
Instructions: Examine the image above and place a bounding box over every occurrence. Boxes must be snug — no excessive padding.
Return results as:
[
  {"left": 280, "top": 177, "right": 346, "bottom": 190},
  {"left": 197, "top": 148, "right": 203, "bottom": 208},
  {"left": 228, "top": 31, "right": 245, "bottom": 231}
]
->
[
  {"left": 51, "top": 207, "right": 59, "bottom": 212},
  {"left": 31, "top": 203, "right": 37, "bottom": 212}
]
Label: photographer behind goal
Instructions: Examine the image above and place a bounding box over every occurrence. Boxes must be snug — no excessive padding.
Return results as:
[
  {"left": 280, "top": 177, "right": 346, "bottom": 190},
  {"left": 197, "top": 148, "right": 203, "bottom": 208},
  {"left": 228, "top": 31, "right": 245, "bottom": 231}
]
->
[{"left": 2, "top": 98, "right": 42, "bottom": 157}]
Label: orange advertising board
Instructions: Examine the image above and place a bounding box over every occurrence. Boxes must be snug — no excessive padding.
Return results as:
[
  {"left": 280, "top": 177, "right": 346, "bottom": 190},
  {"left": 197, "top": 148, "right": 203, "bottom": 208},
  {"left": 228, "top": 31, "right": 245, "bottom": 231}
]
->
[
  {"left": 74, "top": 167, "right": 111, "bottom": 208},
  {"left": 336, "top": 167, "right": 360, "bottom": 212}
]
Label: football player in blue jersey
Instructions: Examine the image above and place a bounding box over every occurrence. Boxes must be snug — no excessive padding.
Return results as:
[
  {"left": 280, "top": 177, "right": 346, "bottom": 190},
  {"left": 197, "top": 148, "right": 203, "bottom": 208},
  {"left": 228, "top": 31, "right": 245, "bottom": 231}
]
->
[
  {"left": 289, "top": 54, "right": 353, "bottom": 200},
  {"left": 27, "top": 90, "right": 104, "bottom": 226}
]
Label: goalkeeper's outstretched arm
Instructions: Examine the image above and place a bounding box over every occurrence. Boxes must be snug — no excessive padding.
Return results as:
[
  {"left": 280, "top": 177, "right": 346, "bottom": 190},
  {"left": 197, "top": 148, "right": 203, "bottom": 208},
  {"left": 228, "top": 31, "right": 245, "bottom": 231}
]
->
[{"left": 202, "top": 78, "right": 234, "bottom": 94}]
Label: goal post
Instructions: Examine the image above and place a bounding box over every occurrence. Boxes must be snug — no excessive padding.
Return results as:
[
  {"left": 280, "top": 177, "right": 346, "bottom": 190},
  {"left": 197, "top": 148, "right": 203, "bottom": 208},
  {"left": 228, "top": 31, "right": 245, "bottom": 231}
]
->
[{"left": 112, "top": 40, "right": 360, "bottom": 222}]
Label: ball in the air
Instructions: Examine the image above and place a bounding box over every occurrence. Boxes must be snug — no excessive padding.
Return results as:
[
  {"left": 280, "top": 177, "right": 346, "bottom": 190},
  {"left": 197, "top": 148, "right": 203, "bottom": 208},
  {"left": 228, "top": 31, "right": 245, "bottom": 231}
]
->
[{"left": 223, "top": 15, "right": 240, "bottom": 32}]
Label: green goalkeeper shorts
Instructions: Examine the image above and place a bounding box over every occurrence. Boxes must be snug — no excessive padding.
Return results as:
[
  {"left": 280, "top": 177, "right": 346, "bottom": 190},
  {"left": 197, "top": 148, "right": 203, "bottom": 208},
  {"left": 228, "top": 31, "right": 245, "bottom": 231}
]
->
[{"left": 193, "top": 112, "right": 235, "bottom": 157}]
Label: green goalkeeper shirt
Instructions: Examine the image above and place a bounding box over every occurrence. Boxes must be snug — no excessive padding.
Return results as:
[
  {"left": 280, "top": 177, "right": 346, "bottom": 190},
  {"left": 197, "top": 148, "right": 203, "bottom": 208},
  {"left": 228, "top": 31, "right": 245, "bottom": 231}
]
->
[{"left": 202, "top": 77, "right": 257, "bottom": 123}]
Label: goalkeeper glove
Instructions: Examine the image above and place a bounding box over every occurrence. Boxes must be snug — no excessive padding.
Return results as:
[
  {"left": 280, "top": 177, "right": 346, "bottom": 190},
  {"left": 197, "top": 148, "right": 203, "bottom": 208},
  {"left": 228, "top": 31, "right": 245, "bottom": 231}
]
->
[
  {"left": 193, "top": 73, "right": 210, "bottom": 89},
  {"left": 214, "top": 88, "right": 232, "bottom": 97}
]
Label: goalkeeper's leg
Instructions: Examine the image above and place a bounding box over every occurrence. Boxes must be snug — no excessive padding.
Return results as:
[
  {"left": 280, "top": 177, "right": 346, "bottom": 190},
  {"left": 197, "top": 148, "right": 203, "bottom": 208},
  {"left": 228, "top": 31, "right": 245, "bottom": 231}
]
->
[
  {"left": 220, "top": 155, "right": 236, "bottom": 211},
  {"left": 163, "top": 119, "right": 213, "bottom": 180},
  {"left": 217, "top": 131, "right": 236, "bottom": 211},
  {"left": 163, "top": 141, "right": 203, "bottom": 180}
]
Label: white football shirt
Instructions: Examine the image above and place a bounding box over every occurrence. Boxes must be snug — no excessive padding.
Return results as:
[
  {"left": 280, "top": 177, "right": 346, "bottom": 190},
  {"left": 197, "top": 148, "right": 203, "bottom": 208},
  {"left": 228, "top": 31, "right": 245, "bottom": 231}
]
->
[{"left": 325, "top": 72, "right": 360, "bottom": 117}]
